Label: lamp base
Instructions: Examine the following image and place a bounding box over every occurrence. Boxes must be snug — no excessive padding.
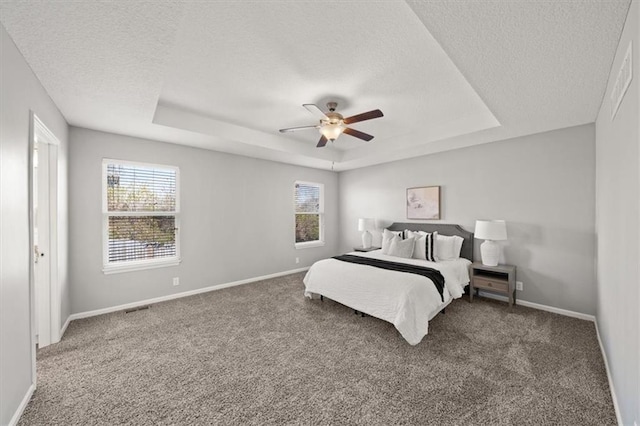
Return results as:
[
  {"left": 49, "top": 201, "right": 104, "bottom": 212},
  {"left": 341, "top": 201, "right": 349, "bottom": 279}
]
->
[
  {"left": 361, "top": 231, "right": 372, "bottom": 249},
  {"left": 480, "top": 240, "right": 500, "bottom": 266}
]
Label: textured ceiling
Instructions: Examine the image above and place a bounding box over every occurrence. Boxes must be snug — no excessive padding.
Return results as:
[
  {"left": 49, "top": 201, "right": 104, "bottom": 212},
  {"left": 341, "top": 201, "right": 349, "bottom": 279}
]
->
[
  {"left": 156, "top": 1, "right": 498, "bottom": 153},
  {"left": 0, "top": 0, "right": 631, "bottom": 170}
]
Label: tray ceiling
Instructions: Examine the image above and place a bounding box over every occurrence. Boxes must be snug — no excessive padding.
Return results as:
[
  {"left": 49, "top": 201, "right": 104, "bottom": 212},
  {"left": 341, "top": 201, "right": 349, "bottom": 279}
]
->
[{"left": 0, "top": 0, "right": 630, "bottom": 170}]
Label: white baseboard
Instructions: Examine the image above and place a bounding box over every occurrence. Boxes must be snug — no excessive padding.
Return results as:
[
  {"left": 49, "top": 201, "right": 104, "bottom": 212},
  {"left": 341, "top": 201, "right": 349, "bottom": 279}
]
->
[
  {"left": 69, "top": 267, "right": 310, "bottom": 321},
  {"left": 8, "top": 383, "right": 35, "bottom": 426},
  {"left": 60, "top": 316, "right": 71, "bottom": 338},
  {"left": 477, "top": 291, "right": 596, "bottom": 321},
  {"left": 595, "top": 320, "right": 623, "bottom": 426}
]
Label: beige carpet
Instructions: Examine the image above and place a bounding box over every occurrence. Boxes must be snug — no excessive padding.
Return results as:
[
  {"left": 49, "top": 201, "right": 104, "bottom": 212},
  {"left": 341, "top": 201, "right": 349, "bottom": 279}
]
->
[{"left": 19, "top": 272, "right": 616, "bottom": 425}]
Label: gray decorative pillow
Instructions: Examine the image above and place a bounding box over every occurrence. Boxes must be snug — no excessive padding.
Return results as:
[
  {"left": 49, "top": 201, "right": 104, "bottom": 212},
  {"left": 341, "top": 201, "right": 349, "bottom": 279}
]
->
[{"left": 388, "top": 236, "right": 415, "bottom": 259}]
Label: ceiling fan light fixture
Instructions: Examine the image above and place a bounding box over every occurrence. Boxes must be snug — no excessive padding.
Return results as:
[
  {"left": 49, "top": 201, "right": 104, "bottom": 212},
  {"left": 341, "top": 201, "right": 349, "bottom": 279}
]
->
[{"left": 319, "top": 122, "right": 345, "bottom": 141}]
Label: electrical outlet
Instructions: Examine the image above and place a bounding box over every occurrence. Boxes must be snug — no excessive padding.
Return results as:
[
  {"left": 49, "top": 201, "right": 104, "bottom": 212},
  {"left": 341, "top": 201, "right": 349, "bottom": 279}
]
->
[
  {"left": 173, "top": 277, "right": 179, "bottom": 286},
  {"left": 516, "top": 281, "right": 523, "bottom": 291},
  {"left": 295, "top": 257, "right": 300, "bottom": 264}
]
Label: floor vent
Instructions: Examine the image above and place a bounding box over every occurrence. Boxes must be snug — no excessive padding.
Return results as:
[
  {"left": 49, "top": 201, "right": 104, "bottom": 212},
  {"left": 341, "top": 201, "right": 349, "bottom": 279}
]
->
[
  {"left": 125, "top": 305, "right": 151, "bottom": 314},
  {"left": 611, "top": 40, "right": 633, "bottom": 120}
]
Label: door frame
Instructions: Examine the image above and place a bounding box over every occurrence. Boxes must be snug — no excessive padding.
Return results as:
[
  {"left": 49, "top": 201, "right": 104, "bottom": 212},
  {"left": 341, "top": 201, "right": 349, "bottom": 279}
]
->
[{"left": 28, "top": 112, "right": 61, "bottom": 370}]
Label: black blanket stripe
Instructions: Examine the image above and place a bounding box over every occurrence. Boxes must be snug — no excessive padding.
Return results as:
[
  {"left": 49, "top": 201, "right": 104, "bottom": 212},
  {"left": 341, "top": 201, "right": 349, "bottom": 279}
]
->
[{"left": 332, "top": 254, "right": 445, "bottom": 301}]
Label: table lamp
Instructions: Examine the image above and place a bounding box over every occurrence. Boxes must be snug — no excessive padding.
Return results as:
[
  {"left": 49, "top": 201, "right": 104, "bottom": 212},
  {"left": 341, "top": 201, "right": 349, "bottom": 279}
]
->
[
  {"left": 358, "top": 218, "right": 375, "bottom": 249},
  {"left": 475, "top": 220, "right": 507, "bottom": 266}
]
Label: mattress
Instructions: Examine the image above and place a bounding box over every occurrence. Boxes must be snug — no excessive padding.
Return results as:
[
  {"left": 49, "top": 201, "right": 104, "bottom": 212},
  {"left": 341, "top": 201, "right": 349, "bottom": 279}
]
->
[{"left": 303, "top": 250, "right": 471, "bottom": 345}]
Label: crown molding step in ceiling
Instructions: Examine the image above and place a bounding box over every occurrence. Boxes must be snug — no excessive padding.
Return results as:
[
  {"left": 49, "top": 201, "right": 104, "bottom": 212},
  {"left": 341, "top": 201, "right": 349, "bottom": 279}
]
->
[{"left": 0, "top": 0, "right": 630, "bottom": 170}]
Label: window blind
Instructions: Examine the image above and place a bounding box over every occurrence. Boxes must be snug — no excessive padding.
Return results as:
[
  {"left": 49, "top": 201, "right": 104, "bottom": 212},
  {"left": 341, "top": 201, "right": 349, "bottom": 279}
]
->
[
  {"left": 106, "top": 164, "right": 176, "bottom": 212},
  {"left": 294, "top": 182, "right": 323, "bottom": 244},
  {"left": 295, "top": 183, "right": 320, "bottom": 213},
  {"left": 103, "top": 160, "right": 179, "bottom": 269},
  {"left": 107, "top": 216, "right": 176, "bottom": 262}
]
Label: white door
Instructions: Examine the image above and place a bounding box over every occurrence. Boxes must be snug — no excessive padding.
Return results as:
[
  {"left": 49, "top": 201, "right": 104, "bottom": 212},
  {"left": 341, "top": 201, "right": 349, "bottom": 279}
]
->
[{"left": 33, "top": 141, "right": 52, "bottom": 348}]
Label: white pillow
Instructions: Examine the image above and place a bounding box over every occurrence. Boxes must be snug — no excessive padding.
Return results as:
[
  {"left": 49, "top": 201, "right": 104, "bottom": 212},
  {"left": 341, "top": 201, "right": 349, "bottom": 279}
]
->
[
  {"left": 436, "top": 234, "right": 464, "bottom": 260},
  {"left": 452, "top": 235, "right": 464, "bottom": 259},
  {"left": 388, "top": 236, "right": 415, "bottom": 259},
  {"left": 405, "top": 230, "right": 437, "bottom": 261},
  {"left": 381, "top": 229, "right": 402, "bottom": 254},
  {"left": 405, "top": 230, "right": 426, "bottom": 260},
  {"left": 388, "top": 229, "right": 403, "bottom": 239}
]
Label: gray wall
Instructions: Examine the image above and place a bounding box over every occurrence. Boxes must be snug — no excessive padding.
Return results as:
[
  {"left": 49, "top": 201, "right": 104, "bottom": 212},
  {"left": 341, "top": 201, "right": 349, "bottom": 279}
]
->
[
  {"left": 338, "top": 124, "right": 596, "bottom": 315},
  {"left": 0, "top": 24, "right": 69, "bottom": 425},
  {"left": 595, "top": 0, "right": 639, "bottom": 424},
  {"left": 69, "top": 127, "right": 339, "bottom": 314}
]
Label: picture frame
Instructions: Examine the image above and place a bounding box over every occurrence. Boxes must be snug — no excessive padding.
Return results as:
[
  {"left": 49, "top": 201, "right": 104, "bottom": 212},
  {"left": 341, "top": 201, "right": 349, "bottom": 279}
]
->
[{"left": 406, "top": 186, "right": 440, "bottom": 220}]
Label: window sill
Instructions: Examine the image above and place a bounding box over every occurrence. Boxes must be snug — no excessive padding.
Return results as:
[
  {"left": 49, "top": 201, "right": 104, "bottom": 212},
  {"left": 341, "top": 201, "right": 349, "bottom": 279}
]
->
[
  {"left": 103, "top": 258, "right": 181, "bottom": 275},
  {"left": 295, "top": 241, "right": 325, "bottom": 250}
]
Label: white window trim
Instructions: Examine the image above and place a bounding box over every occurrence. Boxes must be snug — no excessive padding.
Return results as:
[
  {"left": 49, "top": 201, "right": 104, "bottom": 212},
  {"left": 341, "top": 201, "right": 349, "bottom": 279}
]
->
[
  {"left": 295, "top": 240, "right": 325, "bottom": 250},
  {"left": 294, "top": 180, "right": 324, "bottom": 249},
  {"left": 103, "top": 258, "right": 181, "bottom": 275},
  {"left": 102, "top": 159, "right": 181, "bottom": 274}
]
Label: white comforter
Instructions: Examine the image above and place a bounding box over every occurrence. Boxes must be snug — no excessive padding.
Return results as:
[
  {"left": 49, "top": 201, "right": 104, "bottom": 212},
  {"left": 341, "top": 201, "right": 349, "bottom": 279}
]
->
[{"left": 303, "top": 251, "right": 471, "bottom": 345}]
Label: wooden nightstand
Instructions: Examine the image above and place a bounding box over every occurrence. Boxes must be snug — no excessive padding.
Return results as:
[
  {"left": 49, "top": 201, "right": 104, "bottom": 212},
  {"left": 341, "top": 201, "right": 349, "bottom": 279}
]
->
[
  {"left": 469, "top": 262, "right": 517, "bottom": 307},
  {"left": 353, "top": 246, "right": 381, "bottom": 252}
]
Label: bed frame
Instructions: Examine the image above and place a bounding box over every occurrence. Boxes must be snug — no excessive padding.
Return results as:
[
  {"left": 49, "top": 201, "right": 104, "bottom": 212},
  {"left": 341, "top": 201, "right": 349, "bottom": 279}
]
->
[{"left": 386, "top": 222, "right": 474, "bottom": 262}]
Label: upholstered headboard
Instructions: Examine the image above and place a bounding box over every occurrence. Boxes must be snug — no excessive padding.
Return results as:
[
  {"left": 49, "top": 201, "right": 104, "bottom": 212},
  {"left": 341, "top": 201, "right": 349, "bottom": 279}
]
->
[{"left": 387, "top": 223, "right": 474, "bottom": 262}]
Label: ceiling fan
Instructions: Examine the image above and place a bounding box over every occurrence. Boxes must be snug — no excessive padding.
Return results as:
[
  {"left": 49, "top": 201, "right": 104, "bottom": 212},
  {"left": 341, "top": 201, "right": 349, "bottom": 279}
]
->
[{"left": 279, "top": 102, "right": 384, "bottom": 148}]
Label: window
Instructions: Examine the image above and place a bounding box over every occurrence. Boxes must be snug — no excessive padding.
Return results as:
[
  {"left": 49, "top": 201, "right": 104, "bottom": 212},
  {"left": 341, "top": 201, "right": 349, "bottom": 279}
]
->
[
  {"left": 102, "top": 159, "right": 180, "bottom": 273},
  {"left": 294, "top": 181, "right": 324, "bottom": 248}
]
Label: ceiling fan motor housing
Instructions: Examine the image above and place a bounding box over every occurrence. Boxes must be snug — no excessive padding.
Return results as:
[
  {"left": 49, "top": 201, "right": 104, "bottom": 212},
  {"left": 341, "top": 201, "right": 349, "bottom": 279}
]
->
[{"left": 325, "top": 111, "right": 344, "bottom": 125}]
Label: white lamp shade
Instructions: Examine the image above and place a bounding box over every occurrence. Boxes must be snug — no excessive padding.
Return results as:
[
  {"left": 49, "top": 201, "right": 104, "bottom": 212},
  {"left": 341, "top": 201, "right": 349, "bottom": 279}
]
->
[
  {"left": 475, "top": 220, "right": 507, "bottom": 241},
  {"left": 358, "top": 218, "right": 375, "bottom": 231},
  {"left": 320, "top": 122, "right": 346, "bottom": 141}
]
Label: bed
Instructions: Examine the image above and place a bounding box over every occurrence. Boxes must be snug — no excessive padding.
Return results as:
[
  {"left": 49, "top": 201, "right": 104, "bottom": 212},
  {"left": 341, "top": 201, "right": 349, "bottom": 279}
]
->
[{"left": 303, "top": 223, "right": 474, "bottom": 345}]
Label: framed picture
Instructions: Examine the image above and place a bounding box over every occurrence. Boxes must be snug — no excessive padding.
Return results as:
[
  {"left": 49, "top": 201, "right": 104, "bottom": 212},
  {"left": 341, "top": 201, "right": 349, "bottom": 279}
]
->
[{"left": 406, "top": 186, "right": 440, "bottom": 220}]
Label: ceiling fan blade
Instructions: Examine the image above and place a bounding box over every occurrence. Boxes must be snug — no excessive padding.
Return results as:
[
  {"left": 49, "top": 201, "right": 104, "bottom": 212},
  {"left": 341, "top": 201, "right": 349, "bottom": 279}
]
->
[
  {"left": 343, "top": 109, "right": 384, "bottom": 125},
  {"left": 303, "top": 104, "right": 329, "bottom": 121},
  {"left": 316, "top": 135, "right": 328, "bottom": 148},
  {"left": 344, "top": 127, "right": 374, "bottom": 142},
  {"left": 279, "top": 125, "right": 319, "bottom": 133}
]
